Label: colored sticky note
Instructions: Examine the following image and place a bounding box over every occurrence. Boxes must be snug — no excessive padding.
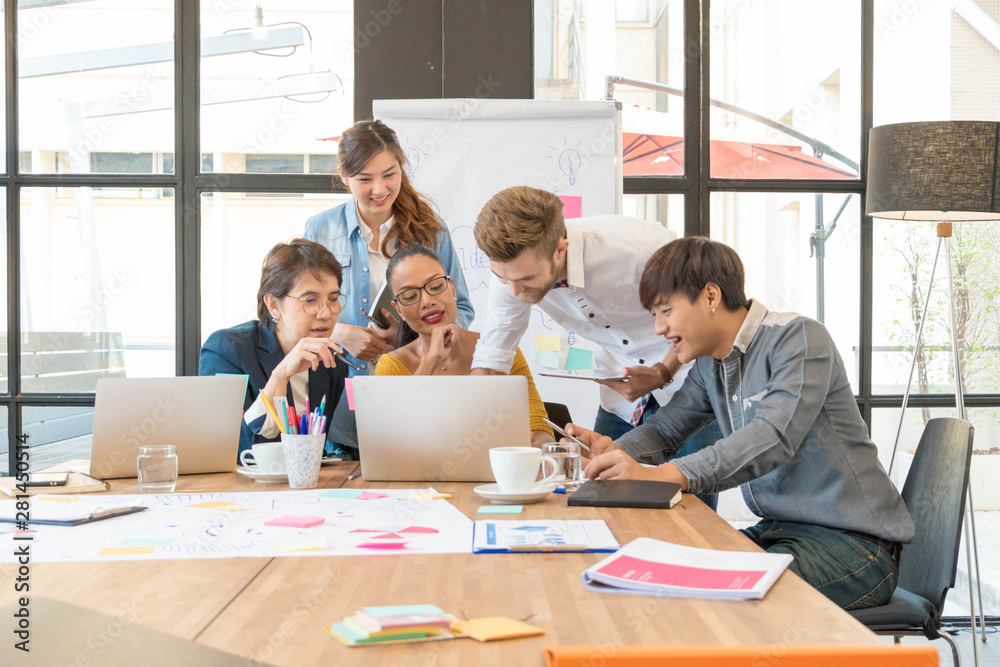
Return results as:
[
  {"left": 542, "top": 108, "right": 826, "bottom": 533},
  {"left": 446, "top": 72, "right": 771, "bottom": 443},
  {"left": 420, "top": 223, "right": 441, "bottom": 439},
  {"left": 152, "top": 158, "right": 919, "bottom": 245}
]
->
[
  {"left": 264, "top": 515, "right": 325, "bottom": 528},
  {"left": 407, "top": 492, "right": 452, "bottom": 500},
  {"left": 99, "top": 546, "right": 155, "bottom": 556},
  {"left": 345, "top": 377, "right": 355, "bottom": 411},
  {"left": 536, "top": 335, "right": 561, "bottom": 352},
  {"left": 558, "top": 195, "right": 583, "bottom": 219},
  {"left": 455, "top": 616, "right": 545, "bottom": 642},
  {"left": 274, "top": 540, "right": 326, "bottom": 552},
  {"left": 357, "top": 491, "right": 388, "bottom": 500},
  {"left": 114, "top": 538, "right": 175, "bottom": 548},
  {"left": 478, "top": 505, "right": 524, "bottom": 514},
  {"left": 358, "top": 541, "right": 408, "bottom": 550},
  {"left": 565, "top": 347, "right": 593, "bottom": 371},
  {"left": 322, "top": 489, "right": 365, "bottom": 499},
  {"left": 535, "top": 350, "right": 561, "bottom": 369},
  {"left": 187, "top": 501, "right": 238, "bottom": 509},
  {"left": 361, "top": 604, "right": 445, "bottom": 617},
  {"left": 35, "top": 496, "right": 78, "bottom": 502}
]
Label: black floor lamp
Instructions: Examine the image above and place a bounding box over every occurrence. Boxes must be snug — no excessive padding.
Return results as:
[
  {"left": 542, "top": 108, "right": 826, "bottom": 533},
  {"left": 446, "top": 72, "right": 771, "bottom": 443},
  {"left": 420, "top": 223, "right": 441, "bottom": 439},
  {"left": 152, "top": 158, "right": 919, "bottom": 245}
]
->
[{"left": 867, "top": 120, "right": 1000, "bottom": 662}]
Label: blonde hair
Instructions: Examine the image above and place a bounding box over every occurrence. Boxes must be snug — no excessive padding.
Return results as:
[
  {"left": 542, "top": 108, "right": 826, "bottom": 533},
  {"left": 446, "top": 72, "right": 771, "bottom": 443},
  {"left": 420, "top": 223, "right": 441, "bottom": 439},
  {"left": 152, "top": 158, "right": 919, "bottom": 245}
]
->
[{"left": 474, "top": 186, "right": 565, "bottom": 263}]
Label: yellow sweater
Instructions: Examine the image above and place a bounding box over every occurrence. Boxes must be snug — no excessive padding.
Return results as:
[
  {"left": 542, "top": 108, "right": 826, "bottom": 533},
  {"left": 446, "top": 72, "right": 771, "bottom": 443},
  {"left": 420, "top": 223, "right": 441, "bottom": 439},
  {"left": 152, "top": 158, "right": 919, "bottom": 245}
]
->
[{"left": 375, "top": 348, "right": 553, "bottom": 437}]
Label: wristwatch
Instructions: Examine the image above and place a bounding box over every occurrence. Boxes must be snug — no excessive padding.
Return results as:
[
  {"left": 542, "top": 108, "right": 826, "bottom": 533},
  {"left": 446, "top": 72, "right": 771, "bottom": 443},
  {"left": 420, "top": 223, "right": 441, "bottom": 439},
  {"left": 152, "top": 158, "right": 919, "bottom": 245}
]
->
[{"left": 652, "top": 362, "right": 674, "bottom": 388}]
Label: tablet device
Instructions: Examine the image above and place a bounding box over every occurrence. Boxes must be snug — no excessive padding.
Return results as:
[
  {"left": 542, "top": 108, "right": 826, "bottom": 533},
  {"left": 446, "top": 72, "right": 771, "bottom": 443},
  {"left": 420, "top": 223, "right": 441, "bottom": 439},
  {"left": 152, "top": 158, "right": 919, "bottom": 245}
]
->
[
  {"left": 538, "top": 370, "right": 626, "bottom": 381},
  {"left": 363, "top": 282, "right": 400, "bottom": 329}
]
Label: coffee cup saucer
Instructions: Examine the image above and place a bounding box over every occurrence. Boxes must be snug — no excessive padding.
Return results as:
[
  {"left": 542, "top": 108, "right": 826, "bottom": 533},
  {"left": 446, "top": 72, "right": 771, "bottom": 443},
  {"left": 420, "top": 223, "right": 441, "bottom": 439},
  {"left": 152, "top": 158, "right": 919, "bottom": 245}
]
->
[
  {"left": 236, "top": 467, "right": 288, "bottom": 483},
  {"left": 473, "top": 482, "right": 556, "bottom": 505}
]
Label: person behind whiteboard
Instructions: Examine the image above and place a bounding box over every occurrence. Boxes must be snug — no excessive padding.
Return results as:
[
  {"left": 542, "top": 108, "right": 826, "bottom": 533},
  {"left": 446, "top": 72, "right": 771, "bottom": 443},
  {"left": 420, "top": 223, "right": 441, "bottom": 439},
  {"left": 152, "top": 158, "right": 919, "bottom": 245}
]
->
[
  {"left": 304, "top": 120, "right": 474, "bottom": 458},
  {"left": 200, "top": 239, "right": 348, "bottom": 457},
  {"left": 374, "top": 243, "right": 553, "bottom": 447}
]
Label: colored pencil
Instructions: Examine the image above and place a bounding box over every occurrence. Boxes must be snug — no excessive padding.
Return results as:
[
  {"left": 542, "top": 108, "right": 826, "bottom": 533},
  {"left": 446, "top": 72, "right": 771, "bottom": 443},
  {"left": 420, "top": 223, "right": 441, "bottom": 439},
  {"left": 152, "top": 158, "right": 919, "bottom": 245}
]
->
[{"left": 259, "top": 391, "right": 286, "bottom": 435}]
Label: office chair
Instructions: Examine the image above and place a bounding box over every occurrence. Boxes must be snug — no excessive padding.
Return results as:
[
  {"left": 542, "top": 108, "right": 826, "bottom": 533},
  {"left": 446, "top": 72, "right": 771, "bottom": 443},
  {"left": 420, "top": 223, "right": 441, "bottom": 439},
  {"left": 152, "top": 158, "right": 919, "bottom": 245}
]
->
[
  {"left": 849, "top": 417, "right": 974, "bottom": 667},
  {"left": 543, "top": 402, "right": 574, "bottom": 431}
]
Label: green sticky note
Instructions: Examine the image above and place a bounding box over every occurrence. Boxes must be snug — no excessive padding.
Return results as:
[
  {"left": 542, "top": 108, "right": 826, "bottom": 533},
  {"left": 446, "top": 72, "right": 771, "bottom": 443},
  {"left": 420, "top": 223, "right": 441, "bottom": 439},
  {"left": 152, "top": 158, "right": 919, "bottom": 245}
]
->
[
  {"left": 217, "top": 373, "right": 250, "bottom": 395},
  {"left": 536, "top": 335, "right": 561, "bottom": 352},
  {"left": 535, "top": 349, "right": 561, "bottom": 369},
  {"left": 478, "top": 505, "right": 524, "bottom": 514},
  {"left": 565, "top": 347, "right": 593, "bottom": 371}
]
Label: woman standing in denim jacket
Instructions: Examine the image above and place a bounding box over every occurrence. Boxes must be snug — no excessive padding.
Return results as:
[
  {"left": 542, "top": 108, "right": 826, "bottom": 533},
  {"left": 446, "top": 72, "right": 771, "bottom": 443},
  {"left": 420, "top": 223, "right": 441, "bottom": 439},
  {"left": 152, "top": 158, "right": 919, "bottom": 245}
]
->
[{"left": 304, "top": 119, "right": 473, "bottom": 457}]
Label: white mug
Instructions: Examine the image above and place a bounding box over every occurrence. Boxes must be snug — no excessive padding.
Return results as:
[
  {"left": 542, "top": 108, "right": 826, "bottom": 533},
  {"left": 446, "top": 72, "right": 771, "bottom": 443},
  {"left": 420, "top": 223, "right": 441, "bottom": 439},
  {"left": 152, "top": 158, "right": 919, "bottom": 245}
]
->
[
  {"left": 489, "top": 446, "right": 560, "bottom": 494},
  {"left": 240, "top": 443, "right": 286, "bottom": 474}
]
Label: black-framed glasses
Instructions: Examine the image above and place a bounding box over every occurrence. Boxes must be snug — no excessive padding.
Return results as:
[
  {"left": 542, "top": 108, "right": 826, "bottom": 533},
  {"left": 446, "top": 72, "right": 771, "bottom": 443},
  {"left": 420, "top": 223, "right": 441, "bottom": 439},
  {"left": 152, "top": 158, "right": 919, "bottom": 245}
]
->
[
  {"left": 392, "top": 275, "right": 452, "bottom": 307},
  {"left": 286, "top": 293, "right": 346, "bottom": 315}
]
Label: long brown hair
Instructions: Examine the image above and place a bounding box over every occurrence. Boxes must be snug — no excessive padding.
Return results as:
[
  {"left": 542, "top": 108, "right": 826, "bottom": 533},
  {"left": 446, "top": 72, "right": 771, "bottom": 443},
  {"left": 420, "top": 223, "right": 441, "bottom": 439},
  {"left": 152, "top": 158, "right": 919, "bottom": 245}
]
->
[{"left": 337, "top": 120, "right": 444, "bottom": 258}]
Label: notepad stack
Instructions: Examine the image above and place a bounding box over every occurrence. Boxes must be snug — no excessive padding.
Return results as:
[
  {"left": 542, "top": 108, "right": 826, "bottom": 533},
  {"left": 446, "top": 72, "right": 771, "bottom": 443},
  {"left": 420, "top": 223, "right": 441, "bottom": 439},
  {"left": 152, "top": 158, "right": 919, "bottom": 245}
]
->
[{"left": 330, "top": 604, "right": 455, "bottom": 646}]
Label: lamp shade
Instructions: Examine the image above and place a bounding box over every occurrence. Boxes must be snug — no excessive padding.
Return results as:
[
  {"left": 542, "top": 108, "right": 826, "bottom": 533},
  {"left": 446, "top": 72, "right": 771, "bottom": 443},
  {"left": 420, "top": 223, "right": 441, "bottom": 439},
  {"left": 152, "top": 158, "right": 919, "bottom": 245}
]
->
[{"left": 867, "top": 121, "right": 1000, "bottom": 221}]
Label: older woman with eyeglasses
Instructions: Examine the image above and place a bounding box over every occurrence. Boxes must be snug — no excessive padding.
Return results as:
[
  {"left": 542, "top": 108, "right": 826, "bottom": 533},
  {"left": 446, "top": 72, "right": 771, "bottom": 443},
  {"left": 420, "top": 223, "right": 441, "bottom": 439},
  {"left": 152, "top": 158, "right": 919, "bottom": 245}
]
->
[
  {"left": 375, "top": 243, "right": 553, "bottom": 447},
  {"left": 200, "top": 238, "right": 350, "bottom": 456}
]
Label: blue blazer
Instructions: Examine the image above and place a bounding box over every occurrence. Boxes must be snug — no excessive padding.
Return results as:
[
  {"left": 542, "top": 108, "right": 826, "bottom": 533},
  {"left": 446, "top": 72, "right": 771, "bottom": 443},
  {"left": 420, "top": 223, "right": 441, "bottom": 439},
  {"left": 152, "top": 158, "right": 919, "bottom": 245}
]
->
[{"left": 199, "top": 320, "right": 347, "bottom": 455}]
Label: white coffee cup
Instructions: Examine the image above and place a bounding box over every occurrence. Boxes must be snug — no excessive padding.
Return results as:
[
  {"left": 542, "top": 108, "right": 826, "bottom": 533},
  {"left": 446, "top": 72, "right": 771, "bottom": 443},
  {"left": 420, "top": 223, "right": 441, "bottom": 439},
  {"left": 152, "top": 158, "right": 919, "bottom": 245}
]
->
[
  {"left": 489, "top": 446, "right": 560, "bottom": 494},
  {"left": 240, "top": 443, "right": 286, "bottom": 474}
]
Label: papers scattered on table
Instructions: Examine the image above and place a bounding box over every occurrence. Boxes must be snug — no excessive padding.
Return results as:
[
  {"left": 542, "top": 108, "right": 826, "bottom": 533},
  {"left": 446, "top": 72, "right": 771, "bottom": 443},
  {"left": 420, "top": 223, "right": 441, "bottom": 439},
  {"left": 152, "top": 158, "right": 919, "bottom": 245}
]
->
[
  {"left": 473, "top": 520, "right": 620, "bottom": 553},
  {"left": 328, "top": 604, "right": 544, "bottom": 647},
  {"left": 581, "top": 537, "right": 793, "bottom": 600}
]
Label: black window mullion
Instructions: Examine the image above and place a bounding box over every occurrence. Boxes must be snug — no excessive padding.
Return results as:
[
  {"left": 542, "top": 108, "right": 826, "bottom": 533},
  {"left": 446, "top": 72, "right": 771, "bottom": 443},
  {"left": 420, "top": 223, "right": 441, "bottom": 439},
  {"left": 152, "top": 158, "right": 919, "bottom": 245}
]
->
[
  {"left": 5, "top": 0, "right": 20, "bottom": 475},
  {"left": 177, "top": 0, "right": 199, "bottom": 377}
]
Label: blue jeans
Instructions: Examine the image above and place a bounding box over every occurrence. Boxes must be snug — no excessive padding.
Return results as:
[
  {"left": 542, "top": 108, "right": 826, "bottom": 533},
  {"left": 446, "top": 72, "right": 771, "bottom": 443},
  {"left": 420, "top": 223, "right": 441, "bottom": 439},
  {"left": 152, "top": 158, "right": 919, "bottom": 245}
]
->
[
  {"left": 741, "top": 519, "right": 899, "bottom": 610},
  {"left": 594, "top": 400, "right": 720, "bottom": 511}
]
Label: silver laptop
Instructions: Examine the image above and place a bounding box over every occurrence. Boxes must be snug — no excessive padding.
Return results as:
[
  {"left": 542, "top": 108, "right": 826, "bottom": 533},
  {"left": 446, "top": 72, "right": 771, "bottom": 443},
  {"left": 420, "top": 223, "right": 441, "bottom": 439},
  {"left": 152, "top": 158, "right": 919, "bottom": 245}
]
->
[
  {"left": 353, "top": 375, "right": 530, "bottom": 482},
  {"left": 90, "top": 376, "right": 246, "bottom": 479}
]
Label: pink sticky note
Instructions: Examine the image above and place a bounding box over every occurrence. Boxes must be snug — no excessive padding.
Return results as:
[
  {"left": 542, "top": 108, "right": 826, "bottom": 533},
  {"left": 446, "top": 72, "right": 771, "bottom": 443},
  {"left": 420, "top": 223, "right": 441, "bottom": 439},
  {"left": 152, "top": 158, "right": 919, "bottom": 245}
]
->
[
  {"left": 264, "top": 515, "right": 325, "bottom": 528},
  {"left": 358, "top": 541, "right": 409, "bottom": 550},
  {"left": 345, "top": 377, "right": 355, "bottom": 411},
  {"left": 559, "top": 195, "right": 583, "bottom": 219},
  {"left": 357, "top": 491, "right": 388, "bottom": 500}
]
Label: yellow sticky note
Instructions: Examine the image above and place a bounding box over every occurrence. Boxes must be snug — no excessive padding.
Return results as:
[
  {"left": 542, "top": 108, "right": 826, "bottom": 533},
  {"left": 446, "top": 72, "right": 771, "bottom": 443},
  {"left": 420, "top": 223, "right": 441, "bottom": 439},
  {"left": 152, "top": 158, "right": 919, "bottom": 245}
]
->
[
  {"left": 536, "top": 335, "right": 561, "bottom": 352},
  {"left": 35, "top": 496, "right": 79, "bottom": 503},
  {"left": 407, "top": 492, "right": 453, "bottom": 500},
  {"left": 274, "top": 540, "right": 327, "bottom": 552},
  {"left": 99, "top": 546, "right": 155, "bottom": 556},
  {"left": 187, "top": 501, "right": 238, "bottom": 509},
  {"left": 454, "top": 617, "right": 545, "bottom": 642}
]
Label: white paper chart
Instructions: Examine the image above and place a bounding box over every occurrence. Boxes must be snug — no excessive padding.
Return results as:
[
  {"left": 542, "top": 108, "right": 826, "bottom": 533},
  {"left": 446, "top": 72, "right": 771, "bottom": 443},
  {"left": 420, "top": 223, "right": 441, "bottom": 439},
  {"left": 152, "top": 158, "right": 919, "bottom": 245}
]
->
[{"left": 0, "top": 489, "right": 473, "bottom": 563}]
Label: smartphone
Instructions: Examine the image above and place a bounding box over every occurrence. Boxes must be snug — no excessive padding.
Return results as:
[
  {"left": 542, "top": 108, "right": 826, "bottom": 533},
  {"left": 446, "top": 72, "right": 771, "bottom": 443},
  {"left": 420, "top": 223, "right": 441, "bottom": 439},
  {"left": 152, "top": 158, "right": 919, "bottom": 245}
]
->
[{"left": 26, "top": 471, "right": 70, "bottom": 487}]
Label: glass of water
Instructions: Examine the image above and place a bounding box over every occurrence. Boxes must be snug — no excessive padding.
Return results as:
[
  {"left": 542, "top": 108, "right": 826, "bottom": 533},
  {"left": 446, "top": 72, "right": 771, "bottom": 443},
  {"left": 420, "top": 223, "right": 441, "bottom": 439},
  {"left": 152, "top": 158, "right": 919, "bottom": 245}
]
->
[
  {"left": 137, "top": 444, "right": 178, "bottom": 493},
  {"left": 542, "top": 441, "right": 584, "bottom": 488}
]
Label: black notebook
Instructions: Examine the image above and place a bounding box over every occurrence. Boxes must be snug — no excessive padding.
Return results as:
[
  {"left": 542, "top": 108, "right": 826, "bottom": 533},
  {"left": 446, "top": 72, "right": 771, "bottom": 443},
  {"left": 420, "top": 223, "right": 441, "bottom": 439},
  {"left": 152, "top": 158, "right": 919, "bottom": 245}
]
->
[{"left": 567, "top": 479, "right": 682, "bottom": 509}]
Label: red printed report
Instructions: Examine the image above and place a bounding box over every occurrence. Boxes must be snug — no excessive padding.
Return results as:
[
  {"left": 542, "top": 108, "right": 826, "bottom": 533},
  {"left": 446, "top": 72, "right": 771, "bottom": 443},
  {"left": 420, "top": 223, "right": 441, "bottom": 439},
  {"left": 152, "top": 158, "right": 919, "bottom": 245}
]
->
[{"left": 581, "top": 537, "right": 793, "bottom": 600}]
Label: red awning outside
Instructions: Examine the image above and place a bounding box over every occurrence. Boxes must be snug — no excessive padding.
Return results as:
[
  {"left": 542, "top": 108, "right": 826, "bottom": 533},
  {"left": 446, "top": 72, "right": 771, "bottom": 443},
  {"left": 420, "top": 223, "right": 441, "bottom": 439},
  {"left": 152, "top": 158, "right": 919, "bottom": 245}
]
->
[{"left": 623, "top": 132, "right": 857, "bottom": 179}]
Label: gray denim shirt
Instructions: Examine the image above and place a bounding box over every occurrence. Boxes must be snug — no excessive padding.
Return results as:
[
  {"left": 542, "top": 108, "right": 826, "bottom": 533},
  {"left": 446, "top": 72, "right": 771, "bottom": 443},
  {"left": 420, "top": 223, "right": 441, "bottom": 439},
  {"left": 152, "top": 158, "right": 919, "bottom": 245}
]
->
[{"left": 617, "top": 300, "right": 915, "bottom": 543}]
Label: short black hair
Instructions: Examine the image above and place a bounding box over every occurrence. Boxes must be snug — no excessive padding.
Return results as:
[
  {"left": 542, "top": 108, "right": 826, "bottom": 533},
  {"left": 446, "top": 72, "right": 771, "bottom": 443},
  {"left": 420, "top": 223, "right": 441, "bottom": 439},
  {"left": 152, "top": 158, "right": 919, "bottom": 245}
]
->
[{"left": 639, "top": 236, "right": 748, "bottom": 311}]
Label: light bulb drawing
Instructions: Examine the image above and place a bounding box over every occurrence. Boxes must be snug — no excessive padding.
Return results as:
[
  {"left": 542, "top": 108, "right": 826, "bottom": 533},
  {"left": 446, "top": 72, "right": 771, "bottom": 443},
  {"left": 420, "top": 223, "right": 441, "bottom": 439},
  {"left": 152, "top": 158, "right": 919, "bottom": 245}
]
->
[{"left": 547, "top": 139, "right": 596, "bottom": 187}]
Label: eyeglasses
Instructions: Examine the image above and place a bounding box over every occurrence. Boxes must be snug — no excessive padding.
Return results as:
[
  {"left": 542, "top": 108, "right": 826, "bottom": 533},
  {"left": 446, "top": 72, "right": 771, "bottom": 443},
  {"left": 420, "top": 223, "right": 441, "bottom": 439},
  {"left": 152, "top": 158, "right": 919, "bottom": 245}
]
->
[
  {"left": 392, "top": 275, "right": 452, "bottom": 307},
  {"left": 286, "top": 293, "right": 346, "bottom": 315}
]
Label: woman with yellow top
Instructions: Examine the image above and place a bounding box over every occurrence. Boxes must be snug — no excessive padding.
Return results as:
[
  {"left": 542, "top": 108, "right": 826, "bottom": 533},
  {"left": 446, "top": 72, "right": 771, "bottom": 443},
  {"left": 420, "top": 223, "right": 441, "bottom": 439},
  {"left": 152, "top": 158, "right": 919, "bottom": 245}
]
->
[{"left": 375, "top": 244, "right": 554, "bottom": 447}]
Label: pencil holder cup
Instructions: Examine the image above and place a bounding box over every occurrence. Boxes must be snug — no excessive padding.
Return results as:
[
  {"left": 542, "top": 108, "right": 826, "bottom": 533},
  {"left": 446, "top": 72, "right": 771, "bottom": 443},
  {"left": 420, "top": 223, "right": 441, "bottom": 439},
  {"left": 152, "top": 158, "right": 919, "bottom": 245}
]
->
[{"left": 281, "top": 433, "right": 324, "bottom": 489}]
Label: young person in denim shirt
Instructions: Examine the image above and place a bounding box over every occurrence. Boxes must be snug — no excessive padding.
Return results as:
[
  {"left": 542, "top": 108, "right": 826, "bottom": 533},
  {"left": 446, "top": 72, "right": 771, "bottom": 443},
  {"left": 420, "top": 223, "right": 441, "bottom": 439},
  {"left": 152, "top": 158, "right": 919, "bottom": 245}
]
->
[{"left": 305, "top": 120, "right": 473, "bottom": 457}]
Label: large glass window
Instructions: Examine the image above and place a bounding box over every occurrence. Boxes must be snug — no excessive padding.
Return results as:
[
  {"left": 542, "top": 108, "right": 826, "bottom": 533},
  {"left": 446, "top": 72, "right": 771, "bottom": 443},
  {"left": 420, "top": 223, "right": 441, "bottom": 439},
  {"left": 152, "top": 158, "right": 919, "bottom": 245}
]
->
[
  {"left": 200, "top": 1, "right": 353, "bottom": 174},
  {"left": 623, "top": 193, "right": 684, "bottom": 238},
  {"left": 711, "top": 192, "right": 862, "bottom": 388},
  {"left": 18, "top": 1, "right": 176, "bottom": 175},
  {"left": 535, "top": 1, "right": 686, "bottom": 176},
  {"left": 708, "top": 1, "right": 860, "bottom": 179},
  {"left": 20, "top": 187, "right": 176, "bottom": 392},
  {"left": 199, "top": 191, "right": 347, "bottom": 343},
  {"left": 22, "top": 406, "right": 94, "bottom": 473}
]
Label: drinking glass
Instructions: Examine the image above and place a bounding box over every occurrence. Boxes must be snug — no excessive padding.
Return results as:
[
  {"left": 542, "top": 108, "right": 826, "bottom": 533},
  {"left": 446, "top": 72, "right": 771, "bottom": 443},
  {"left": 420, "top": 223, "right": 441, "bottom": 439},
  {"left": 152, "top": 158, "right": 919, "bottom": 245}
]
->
[
  {"left": 542, "top": 441, "right": 583, "bottom": 488},
  {"left": 137, "top": 444, "right": 178, "bottom": 493}
]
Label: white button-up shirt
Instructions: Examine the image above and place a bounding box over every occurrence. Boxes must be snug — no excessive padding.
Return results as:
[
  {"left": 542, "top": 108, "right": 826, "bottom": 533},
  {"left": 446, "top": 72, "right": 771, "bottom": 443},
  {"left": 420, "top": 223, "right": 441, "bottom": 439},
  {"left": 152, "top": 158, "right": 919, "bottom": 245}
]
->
[
  {"left": 472, "top": 215, "right": 688, "bottom": 422},
  {"left": 359, "top": 214, "right": 395, "bottom": 303}
]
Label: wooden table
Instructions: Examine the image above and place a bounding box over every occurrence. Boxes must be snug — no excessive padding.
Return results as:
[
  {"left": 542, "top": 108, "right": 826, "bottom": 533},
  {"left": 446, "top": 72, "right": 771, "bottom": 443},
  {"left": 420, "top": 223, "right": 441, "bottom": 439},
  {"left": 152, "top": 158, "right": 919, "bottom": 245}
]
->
[{"left": 1, "top": 464, "right": 880, "bottom": 665}]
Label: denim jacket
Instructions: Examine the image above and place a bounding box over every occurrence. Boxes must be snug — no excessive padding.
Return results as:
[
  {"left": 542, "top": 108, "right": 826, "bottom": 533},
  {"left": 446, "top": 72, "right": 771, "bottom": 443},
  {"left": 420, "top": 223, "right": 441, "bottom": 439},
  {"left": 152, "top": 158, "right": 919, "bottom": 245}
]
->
[
  {"left": 304, "top": 198, "right": 474, "bottom": 376},
  {"left": 617, "top": 300, "right": 914, "bottom": 543}
]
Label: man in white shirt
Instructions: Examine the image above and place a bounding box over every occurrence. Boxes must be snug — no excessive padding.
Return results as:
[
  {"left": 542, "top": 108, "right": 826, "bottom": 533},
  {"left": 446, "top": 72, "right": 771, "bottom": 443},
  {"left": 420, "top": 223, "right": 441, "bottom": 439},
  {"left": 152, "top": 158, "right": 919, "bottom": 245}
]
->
[{"left": 470, "top": 185, "right": 687, "bottom": 439}]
